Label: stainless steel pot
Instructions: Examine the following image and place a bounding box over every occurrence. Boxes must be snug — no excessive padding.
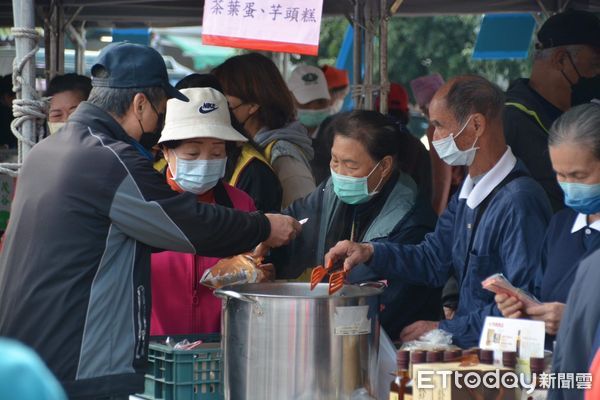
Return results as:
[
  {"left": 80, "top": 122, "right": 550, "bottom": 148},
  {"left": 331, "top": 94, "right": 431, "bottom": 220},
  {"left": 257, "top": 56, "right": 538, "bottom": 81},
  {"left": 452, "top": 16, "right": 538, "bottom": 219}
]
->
[{"left": 215, "top": 282, "right": 384, "bottom": 400}]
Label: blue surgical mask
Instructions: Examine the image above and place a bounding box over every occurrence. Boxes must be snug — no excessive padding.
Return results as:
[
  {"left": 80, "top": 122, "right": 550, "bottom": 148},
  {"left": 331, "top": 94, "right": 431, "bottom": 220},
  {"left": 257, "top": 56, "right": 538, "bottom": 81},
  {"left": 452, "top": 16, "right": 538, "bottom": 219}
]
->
[
  {"left": 432, "top": 116, "right": 479, "bottom": 166},
  {"left": 298, "top": 108, "right": 330, "bottom": 128},
  {"left": 330, "top": 162, "right": 383, "bottom": 205},
  {"left": 170, "top": 156, "right": 227, "bottom": 195},
  {"left": 559, "top": 181, "right": 600, "bottom": 215}
]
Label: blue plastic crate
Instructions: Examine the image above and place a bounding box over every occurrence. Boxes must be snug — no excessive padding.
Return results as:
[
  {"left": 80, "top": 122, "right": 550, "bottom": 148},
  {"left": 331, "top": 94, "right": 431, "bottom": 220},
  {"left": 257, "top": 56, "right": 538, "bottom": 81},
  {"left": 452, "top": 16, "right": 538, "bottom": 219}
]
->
[{"left": 137, "top": 334, "right": 223, "bottom": 400}]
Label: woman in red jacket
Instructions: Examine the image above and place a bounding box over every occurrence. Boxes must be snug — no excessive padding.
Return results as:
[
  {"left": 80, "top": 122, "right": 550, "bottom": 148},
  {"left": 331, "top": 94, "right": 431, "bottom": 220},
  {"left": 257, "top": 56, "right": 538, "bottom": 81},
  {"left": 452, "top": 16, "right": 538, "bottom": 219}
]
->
[{"left": 151, "top": 87, "right": 256, "bottom": 335}]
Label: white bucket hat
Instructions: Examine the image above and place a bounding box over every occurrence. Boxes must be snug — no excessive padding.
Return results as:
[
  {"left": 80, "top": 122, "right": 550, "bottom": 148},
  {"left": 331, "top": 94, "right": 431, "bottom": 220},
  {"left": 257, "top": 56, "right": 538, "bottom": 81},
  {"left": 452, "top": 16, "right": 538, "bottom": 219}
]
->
[
  {"left": 159, "top": 87, "right": 248, "bottom": 143},
  {"left": 287, "top": 65, "right": 331, "bottom": 105}
]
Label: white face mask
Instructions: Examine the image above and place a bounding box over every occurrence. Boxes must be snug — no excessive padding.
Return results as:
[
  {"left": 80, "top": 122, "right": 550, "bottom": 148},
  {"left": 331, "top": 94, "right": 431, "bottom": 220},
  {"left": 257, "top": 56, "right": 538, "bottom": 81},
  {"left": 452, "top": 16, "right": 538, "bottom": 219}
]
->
[
  {"left": 48, "top": 121, "right": 65, "bottom": 135},
  {"left": 431, "top": 116, "right": 479, "bottom": 166},
  {"left": 169, "top": 155, "right": 227, "bottom": 195}
]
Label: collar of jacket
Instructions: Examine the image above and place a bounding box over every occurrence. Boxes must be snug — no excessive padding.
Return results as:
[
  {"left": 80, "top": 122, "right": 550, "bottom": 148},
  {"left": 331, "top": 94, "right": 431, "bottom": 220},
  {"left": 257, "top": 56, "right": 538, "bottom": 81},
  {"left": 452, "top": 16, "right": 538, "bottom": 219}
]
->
[{"left": 69, "top": 101, "right": 153, "bottom": 160}]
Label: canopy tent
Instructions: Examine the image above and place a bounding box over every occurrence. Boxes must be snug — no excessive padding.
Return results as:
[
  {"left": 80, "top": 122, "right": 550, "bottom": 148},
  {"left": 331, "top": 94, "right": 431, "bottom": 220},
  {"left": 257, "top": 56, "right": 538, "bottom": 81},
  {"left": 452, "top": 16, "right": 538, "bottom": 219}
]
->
[
  {"left": 2, "top": 0, "right": 600, "bottom": 27},
  {"left": 4, "top": 0, "right": 600, "bottom": 176}
]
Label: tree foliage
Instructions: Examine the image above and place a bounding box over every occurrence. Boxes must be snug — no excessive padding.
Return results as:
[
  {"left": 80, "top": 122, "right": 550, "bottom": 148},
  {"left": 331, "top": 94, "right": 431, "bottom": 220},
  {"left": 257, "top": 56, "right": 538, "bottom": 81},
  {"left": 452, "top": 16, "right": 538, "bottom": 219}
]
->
[{"left": 296, "top": 15, "right": 533, "bottom": 91}]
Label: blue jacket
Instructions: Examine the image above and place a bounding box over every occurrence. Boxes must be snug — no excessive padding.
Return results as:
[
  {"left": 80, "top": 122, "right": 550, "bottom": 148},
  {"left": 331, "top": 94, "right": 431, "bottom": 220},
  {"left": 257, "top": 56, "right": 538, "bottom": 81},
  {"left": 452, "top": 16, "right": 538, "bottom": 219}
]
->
[{"left": 369, "top": 160, "right": 552, "bottom": 347}]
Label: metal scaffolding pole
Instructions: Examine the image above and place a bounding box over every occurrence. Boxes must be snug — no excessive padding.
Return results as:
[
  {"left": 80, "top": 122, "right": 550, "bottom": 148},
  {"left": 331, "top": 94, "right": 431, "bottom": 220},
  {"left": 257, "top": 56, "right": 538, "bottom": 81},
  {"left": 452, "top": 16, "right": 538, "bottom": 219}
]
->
[
  {"left": 379, "top": 0, "right": 389, "bottom": 115},
  {"left": 67, "top": 22, "right": 86, "bottom": 75},
  {"left": 363, "top": 0, "right": 374, "bottom": 110},
  {"left": 46, "top": 0, "right": 65, "bottom": 81},
  {"left": 352, "top": 0, "right": 362, "bottom": 109},
  {"left": 10, "top": 0, "right": 41, "bottom": 166}
]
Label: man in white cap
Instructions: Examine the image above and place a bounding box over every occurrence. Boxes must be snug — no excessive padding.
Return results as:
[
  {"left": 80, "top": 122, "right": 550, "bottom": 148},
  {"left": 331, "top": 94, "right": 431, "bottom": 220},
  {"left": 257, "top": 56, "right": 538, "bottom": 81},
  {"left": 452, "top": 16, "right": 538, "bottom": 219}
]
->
[{"left": 287, "top": 65, "right": 331, "bottom": 137}]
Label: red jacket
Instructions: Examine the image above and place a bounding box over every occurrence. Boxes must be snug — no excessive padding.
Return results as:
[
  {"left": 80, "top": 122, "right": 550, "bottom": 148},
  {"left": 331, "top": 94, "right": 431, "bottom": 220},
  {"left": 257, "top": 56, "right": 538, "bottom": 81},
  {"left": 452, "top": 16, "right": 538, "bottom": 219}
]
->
[{"left": 150, "top": 178, "right": 256, "bottom": 335}]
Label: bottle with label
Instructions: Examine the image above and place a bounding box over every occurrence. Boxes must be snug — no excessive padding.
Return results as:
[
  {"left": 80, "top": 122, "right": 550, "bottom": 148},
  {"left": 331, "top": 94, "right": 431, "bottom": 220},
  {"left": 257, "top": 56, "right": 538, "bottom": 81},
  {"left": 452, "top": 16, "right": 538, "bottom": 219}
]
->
[
  {"left": 390, "top": 350, "right": 410, "bottom": 400},
  {"left": 524, "top": 357, "right": 547, "bottom": 400},
  {"left": 502, "top": 351, "right": 517, "bottom": 370},
  {"left": 503, "top": 351, "right": 521, "bottom": 399},
  {"left": 406, "top": 351, "right": 426, "bottom": 399}
]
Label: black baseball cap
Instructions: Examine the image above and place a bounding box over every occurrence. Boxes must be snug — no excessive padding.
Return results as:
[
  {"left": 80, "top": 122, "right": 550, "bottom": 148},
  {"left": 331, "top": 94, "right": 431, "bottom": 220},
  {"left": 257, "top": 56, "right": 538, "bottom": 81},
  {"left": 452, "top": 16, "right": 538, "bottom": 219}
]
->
[
  {"left": 537, "top": 10, "right": 600, "bottom": 49},
  {"left": 91, "top": 42, "right": 189, "bottom": 102}
]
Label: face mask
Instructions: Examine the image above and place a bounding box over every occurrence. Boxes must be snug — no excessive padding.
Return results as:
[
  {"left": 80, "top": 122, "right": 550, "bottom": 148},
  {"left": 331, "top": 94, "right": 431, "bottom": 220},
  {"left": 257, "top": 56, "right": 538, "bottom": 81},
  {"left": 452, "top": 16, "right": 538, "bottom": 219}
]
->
[
  {"left": 170, "top": 156, "right": 227, "bottom": 195},
  {"left": 231, "top": 102, "right": 253, "bottom": 128},
  {"left": 48, "top": 121, "right": 65, "bottom": 135},
  {"left": 138, "top": 101, "right": 165, "bottom": 150},
  {"left": 298, "top": 108, "right": 330, "bottom": 128},
  {"left": 139, "top": 132, "right": 161, "bottom": 150},
  {"left": 330, "top": 161, "right": 383, "bottom": 205},
  {"left": 559, "top": 181, "right": 600, "bottom": 215},
  {"left": 562, "top": 54, "right": 600, "bottom": 106},
  {"left": 431, "top": 116, "right": 479, "bottom": 166},
  {"left": 571, "top": 74, "right": 600, "bottom": 106},
  {"left": 331, "top": 99, "right": 344, "bottom": 114}
]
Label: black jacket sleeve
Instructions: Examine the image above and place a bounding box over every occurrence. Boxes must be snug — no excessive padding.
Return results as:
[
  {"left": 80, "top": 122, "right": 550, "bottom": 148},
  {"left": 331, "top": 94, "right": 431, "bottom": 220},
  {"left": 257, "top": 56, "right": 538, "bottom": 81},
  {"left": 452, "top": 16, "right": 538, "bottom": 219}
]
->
[
  {"left": 111, "top": 152, "right": 271, "bottom": 258},
  {"left": 236, "top": 159, "right": 283, "bottom": 213}
]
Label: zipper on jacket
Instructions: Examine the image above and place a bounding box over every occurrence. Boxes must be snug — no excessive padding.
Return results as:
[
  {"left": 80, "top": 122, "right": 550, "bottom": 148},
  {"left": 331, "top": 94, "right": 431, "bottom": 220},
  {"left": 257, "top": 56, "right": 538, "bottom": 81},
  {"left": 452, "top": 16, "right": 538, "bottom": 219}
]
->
[
  {"left": 192, "top": 256, "right": 200, "bottom": 332},
  {"left": 135, "top": 285, "right": 147, "bottom": 359}
]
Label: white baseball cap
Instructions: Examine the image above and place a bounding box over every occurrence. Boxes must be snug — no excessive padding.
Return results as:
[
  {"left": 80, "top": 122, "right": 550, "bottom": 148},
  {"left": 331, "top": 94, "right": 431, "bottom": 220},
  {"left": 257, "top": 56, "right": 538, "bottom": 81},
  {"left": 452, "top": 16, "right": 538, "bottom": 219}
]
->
[
  {"left": 159, "top": 87, "right": 248, "bottom": 143},
  {"left": 287, "top": 65, "right": 331, "bottom": 105}
]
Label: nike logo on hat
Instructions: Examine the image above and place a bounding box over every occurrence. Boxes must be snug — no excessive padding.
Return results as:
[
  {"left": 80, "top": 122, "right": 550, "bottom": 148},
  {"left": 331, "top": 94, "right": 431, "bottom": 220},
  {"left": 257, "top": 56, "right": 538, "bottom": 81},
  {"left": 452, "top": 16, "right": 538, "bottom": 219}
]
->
[{"left": 198, "top": 102, "right": 219, "bottom": 114}]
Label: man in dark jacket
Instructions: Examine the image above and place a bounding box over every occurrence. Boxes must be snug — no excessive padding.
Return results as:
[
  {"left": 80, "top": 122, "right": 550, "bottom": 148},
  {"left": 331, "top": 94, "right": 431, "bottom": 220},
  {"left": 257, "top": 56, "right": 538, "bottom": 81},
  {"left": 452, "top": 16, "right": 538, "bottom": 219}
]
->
[
  {"left": 504, "top": 10, "right": 600, "bottom": 212},
  {"left": 0, "top": 43, "right": 300, "bottom": 400}
]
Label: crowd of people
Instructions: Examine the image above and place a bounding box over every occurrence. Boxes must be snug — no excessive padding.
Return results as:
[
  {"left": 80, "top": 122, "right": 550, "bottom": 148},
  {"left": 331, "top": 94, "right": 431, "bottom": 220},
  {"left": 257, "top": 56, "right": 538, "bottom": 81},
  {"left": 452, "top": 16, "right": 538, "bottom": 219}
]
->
[{"left": 0, "top": 8, "right": 598, "bottom": 400}]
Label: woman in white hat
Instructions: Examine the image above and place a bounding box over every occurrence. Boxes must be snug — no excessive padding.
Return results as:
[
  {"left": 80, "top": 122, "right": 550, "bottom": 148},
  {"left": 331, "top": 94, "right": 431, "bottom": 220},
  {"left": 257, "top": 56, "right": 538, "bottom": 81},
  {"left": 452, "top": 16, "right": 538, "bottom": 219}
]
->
[{"left": 150, "top": 87, "right": 256, "bottom": 335}]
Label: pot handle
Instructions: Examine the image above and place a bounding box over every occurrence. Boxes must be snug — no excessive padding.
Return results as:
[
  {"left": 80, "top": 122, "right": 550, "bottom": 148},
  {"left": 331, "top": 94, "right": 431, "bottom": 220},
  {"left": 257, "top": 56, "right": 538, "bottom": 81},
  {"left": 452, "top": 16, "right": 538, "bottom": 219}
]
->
[
  {"left": 214, "top": 289, "right": 257, "bottom": 304},
  {"left": 358, "top": 281, "right": 387, "bottom": 290}
]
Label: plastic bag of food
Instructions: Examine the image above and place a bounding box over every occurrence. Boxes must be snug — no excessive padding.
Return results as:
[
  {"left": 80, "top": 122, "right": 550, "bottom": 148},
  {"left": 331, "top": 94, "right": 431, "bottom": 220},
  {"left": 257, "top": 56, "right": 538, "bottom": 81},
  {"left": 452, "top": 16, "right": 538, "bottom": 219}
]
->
[
  {"left": 200, "top": 254, "right": 273, "bottom": 289},
  {"left": 401, "top": 328, "right": 457, "bottom": 352}
]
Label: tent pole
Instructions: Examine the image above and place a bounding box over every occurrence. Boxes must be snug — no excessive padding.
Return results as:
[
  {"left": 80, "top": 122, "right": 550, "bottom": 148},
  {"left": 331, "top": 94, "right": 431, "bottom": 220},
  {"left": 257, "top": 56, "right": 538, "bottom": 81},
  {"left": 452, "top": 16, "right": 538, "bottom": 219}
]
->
[
  {"left": 68, "top": 22, "right": 86, "bottom": 75},
  {"left": 48, "top": 0, "right": 65, "bottom": 80},
  {"left": 352, "top": 0, "right": 362, "bottom": 109},
  {"left": 11, "top": 0, "right": 39, "bottom": 163},
  {"left": 363, "top": 0, "right": 373, "bottom": 110},
  {"left": 379, "top": 0, "right": 389, "bottom": 115}
]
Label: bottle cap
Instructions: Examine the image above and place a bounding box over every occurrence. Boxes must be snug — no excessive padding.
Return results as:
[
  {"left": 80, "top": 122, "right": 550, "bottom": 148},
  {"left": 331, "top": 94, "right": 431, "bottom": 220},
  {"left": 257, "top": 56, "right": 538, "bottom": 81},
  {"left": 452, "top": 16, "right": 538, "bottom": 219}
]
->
[
  {"left": 411, "top": 350, "right": 426, "bottom": 364},
  {"left": 530, "top": 357, "right": 545, "bottom": 373},
  {"left": 397, "top": 350, "right": 410, "bottom": 370},
  {"left": 502, "top": 351, "right": 517, "bottom": 366},
  {"left": 426, "top": 350, "right": 444, "bottom": 363},
  {"left": 443, "top": 349, "right": 462, "bottom": 362},
  {"left": 480, "top": 349, "right": 494, "bottom": 364}
]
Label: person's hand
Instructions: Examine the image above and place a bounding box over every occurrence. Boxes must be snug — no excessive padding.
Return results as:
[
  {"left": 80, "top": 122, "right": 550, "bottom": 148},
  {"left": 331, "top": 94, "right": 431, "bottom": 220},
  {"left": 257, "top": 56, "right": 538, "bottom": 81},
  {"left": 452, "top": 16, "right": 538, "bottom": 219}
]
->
[
  {"left": 263, "top": 214, "right": 302, "bottom": 248},
  {"left": 495, "top": 294, "right": 524, "bottom": 319},
  {"left": 400, "top": 321, "right": 439, "bottom": 342},
  {"left": 443, "top": 307, "right": 456, "bottom": 320},
  {"left": 253, "top": 242, "right": 270, "bottom": 260},
  {"left": 525, "top": 302, "right": 565, "bottom": 335},
  {"left": 256, "top": 263, "right": 275, "bottom": 282},
  {"left": 325, "top": 240, "right": 374, "bottom": 272}
]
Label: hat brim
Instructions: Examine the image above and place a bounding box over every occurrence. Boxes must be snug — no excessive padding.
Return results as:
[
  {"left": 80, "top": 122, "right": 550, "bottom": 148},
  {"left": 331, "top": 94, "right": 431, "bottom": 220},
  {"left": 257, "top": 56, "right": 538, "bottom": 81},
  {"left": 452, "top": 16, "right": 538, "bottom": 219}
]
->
[
  {"left": 292, "top": 89, "right": 331, "bottom": 105},
  {"left": 158, "top": 123, "right": 248, "bottom": 143},
  {"left": 163, "top": 82, "right": 189, "bottom": 102}
]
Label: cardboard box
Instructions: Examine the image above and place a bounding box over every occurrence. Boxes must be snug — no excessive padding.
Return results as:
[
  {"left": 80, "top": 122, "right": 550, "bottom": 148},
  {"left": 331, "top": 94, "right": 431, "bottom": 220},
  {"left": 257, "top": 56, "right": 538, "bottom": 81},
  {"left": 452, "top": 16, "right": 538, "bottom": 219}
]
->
[{"left": 412, "top": 361, "right": 517, "bottom": 400}]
